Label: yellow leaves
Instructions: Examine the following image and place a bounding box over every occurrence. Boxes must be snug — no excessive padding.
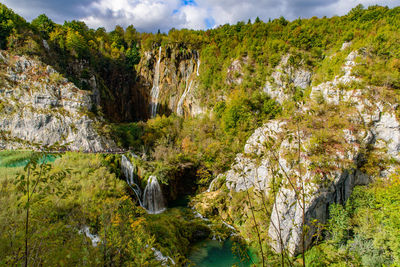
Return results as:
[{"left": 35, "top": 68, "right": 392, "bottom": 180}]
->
[
  {"left": 120, "top": 195, "right": 130, "bottom": 202},
  {"left": 112, "top": 214, "right": 121, "bottom": 226},
  {"left": 130, "top": 217, "right": 145, "bottom": 230},
  {"left": 181, "top": 136, "right": 194, "bottom": 153}
]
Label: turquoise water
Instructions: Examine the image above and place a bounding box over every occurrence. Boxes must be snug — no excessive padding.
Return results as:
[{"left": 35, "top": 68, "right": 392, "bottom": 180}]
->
[
  {"left": 189, "top": 238, "right": 255, "bottom": 267},
  {"left": 0, "top": 153, "right": 57, "bottom": 167}
]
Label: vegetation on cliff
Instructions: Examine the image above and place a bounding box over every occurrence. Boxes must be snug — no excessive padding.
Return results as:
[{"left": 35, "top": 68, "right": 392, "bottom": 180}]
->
[{"left": 1, "top": 2, "right": 400, "bottom": 266}]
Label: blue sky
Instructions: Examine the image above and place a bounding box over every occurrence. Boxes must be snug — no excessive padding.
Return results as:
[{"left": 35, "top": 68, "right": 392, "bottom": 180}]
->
[{"left": 1, "top": 0, "right": 398, "bottom": 32}]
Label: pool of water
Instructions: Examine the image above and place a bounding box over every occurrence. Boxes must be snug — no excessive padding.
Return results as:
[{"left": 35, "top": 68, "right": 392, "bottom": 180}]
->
[
  {"left": 0, "top": 153, "right": 58, "bottom": 167},
  {"left": 188, "top": 238, "right": 255, "bottom": 267}
]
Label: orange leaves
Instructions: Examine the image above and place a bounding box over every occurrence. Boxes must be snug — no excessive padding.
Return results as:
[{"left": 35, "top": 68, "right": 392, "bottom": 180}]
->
[
  {"left": 130, "top": 217, "right": 145, "bottom": 230},
  {"left": 181, "top": 136, "right": 194, "bottom": 154}
]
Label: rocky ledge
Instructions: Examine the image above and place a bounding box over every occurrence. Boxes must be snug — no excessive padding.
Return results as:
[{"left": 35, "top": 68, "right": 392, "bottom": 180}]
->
[
  {"left": 216, "top": 50, "right": 400, "bottom": 255},
  {"left": 0, "top": 51, "right": 116, "bottom": 152}
]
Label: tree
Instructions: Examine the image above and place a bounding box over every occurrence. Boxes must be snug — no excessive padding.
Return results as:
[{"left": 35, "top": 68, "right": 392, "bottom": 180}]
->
[
  {"left": 126, "top": 46, "right": 140, "bottom": 69},
  {"left": 0, "top": 3, "right": 27, "bottom": 49},
  {"left": 14, "top": 151, "right": 69, "bottom": 266},
  {"left": 65, "top": 28, "right": 89, "bottom": 58},
  {"left": 125, "top": 25, "right": 138, "bottom": 48},
  {"left": 31, "top": 14, "right": 55, "bottom": 39}
]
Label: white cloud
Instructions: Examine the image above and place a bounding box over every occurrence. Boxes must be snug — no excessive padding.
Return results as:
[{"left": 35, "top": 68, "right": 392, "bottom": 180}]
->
[
  {"left": 2, "top": 0, "right": 399, "bottom": 32},
  {"left": 81, "top": 0, "right": 180, "bottom": 31},
  {"left": 179, "top": 5, "right": 208, "bottom": 29}
]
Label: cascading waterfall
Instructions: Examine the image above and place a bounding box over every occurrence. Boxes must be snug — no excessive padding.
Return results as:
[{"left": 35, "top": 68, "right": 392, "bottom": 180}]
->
[
  {"left": 143, "top": 175, "right": 166, "bottom": 214},
  {"left": 176, "top": 80, "right": 193, "bottom": 116},
  {"left": 121, "top": 155, "right": 143, "bottom": 206},
  {"left": 121, "top": 156, "right": 166, "bottom": 214},
  {"left": 150, "top": 46, "right": 162, "bottom": 118},
  {"left": 196, "top": 58, "right": 200, "bottom": 76}
]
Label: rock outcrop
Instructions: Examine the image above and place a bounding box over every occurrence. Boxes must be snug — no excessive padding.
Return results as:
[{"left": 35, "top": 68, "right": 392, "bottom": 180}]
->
[
  {"left": 226, "top": 57, "right": 248, "bottom": 85},
  {"left": 136, "top": 46, "right": 205, "bottom": 117},
  {"left": 219, "top": 49, "right": 400, "bottom": 255},
  {"left": 264, "top": 54, "right": 312, "bottom": 103},
  {"left": 0, "top": 51, "right": 116, "bottom": 152}
]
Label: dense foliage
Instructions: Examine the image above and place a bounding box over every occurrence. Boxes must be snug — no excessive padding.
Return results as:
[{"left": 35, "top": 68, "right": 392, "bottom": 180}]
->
[
  {"left": 1, "top": 3, "right": 400, "bottom": 266},
  {"left": 0, "top": 151, "right": 210, "bottom": 266},
  {"left": 305, "top": 172, "right": 400, "bottom": 266}
]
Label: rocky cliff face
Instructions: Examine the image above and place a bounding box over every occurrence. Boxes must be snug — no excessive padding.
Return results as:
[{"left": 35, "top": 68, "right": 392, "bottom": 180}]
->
[
  {"left": 136, "top": 45, "right": 205, "bottom": 117},
  {"left": 213, "top": 49, "right": 400, "bottom": 255},
  {"left": 0, "top": 51, "right": 116, "bottom": 152},
  {"left": 264, "top": 54, "right": 312, "bottom": 103}
]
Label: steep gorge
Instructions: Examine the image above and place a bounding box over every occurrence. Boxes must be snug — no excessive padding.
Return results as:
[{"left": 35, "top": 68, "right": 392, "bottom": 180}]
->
[{"left": 2, "top": 3, "right": 400, "bottom": 265}]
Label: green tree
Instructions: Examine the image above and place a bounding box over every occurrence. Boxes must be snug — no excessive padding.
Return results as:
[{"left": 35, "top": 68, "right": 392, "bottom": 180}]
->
[
  {"left": 31, "top": 14, "right": 55, "bottom": 39},
  {"left": 65, "top": 28, "right": 89, "bottom": 58},
  {"left": 14, "top": 151, "right": 69, "bottom": 266},
  {"left": 125, "top": 46, "right": 140, "bottom": 69},
  {"left": 0, "top": 3, "right": 27, "bottom": 49}
]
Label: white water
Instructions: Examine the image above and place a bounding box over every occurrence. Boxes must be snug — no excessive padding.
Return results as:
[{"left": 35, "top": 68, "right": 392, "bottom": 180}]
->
[
  {"left": 143, "top": 175, "right": 166, "bottom": 214},
  {"left": 176, "top": 80, "right": 193, "bottom": 116},
  {"left": 121, "top": 156, "right": 166, "bottom": 214},
  {"left": 121, "top": 155, "right": 143, "bottom": 206},
  {"left": 222, "top": 221, "right": 236, "bottom": 232},
  {"left": 207, "top": 175, "right": 223, "bottom": 192},
  {"left": 150, "top": 47, "right": 162, "bottom": 117},
  {"left": 79, "top": 226, "right": 101, "bottom": 247},
  {"left": 196, "top": 58, "right": 200, "bottom": 76},
  {"left": 151, "top": 247, "right": 176, "bottom": 266}
]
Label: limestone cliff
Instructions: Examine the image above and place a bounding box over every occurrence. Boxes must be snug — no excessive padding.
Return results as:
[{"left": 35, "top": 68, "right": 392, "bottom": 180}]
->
[
  {"left": 263, "top": 54, "right": 312, "bottom": 103},
  {"left": 136, "top": 45, "right": 205, "bottom": 117},
  {"left": 208, "top": 49, "right": 400, "bottom": 255},
  {"left": 0, "top": 51, "right": 116, "bottom": 152}
]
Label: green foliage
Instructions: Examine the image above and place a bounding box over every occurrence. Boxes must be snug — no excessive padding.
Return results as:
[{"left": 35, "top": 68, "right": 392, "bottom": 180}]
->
[
  {"left": 65, "top": 28, "right": 89, "bottom": 58},
  {"left": 0, "top": 3, "right": 29, "bottom": 49},
  {"left": 0, "top": 150, "right": 34, "bottom": 167},
  {"left": 0, "top": 152, "right": 161, "bottom": 265},
  {"left": 327, "top": 204, "right": 349, "bottom": 246},
  {"left": 31, "top": 14, "right": 55, "bottom": 39},
  {"left": 307, "top": 173, "right": 400, "bottom": 266},
  {"left": 125, "top": 46, "right": 140, "bottom": 69},
  {"left": 220, "top": 90, "right": 280, "bottom": 134}
]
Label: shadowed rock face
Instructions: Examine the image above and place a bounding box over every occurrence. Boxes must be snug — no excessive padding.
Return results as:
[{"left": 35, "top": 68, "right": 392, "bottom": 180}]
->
[
  {"left": 221, "top": 50, "right": 400, "bottom": 256},
  {"left": 0, "top": 51, "right": 116, "bottom": 152},
  {"left": 136, "top": 45, "right": 205, "bottom": 118}
]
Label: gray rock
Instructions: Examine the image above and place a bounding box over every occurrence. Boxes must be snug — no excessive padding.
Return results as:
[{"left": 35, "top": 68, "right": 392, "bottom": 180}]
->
[
  {"left": 341, "top": 41, "right": 352, "bottom": 51},
  {"left": 0, "top": 50, "right": 116, "bottom": 152},
  {"left": 268, "top": 169, "right": 369, "bottom": 256},
  {"left": 264, "top": 55, "right": 312, "bottom": 103},
  {"left": 222, "top": 50, "right": 400, "bottom": 256}
]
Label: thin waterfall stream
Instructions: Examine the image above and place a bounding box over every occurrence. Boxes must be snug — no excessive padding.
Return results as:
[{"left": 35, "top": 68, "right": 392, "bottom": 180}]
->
[
  {"left": 176, "top": 80, "right": 193, "bottom": 116},
  {"left": 196, "top": 58, "right": 200, "bottom": 76},
  {"left": 150, "top": 46, "right": 162, "bottom": 118}
]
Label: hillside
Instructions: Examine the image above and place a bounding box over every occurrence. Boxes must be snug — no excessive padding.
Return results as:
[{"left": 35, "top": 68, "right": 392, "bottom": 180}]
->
[{"left": 1, "top": 3, "right": 400, "bottom": 266}]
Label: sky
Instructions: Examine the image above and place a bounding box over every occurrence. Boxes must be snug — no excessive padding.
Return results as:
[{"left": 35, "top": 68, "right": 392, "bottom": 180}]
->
[{"left": 1, "top": 0, "right": 398, "bottom": 32}]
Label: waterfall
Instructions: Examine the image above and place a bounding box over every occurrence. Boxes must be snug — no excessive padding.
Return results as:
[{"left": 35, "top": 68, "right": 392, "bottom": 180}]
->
[
  {"left": 143, "top": 175, "right": 166, "bottom": 214},
  {"left": 79, "top": 226, "right": 101, "bottom": 247},
  {"left": 121, "top": 156, "right": 166, "bottom": 214},
  {"left": 196, "top": 58, "right": 200, "bottom": 76},
  {"left": 176, "top": 80, "right": 193, "bottom": 116},
  {"left": 207, "top": 175, "right": 222, "bottom": 192},
  {"left": 150, "top": 47, "right": 162, "bottom": 118},
  {"left": 121, "top": 155, "right": 143, "bottom": 207}
]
